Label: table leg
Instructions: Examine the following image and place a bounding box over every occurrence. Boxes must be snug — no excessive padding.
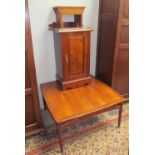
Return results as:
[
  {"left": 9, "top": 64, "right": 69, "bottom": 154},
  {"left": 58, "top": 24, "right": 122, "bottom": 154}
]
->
[
  {"left": 118, "top": 104, "right": 123, "bottom": 128},
  {"left": 43, "top": 97, "right": 47, "bottom": 110},
  {"left": 57, "top": 124, "right": 63, "bottom": 153}
]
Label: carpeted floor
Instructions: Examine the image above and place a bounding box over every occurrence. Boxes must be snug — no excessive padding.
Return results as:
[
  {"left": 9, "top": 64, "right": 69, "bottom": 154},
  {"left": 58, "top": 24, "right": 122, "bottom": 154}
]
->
[{"left": 26, "top": 103, "right": 128, "bottom": 155}]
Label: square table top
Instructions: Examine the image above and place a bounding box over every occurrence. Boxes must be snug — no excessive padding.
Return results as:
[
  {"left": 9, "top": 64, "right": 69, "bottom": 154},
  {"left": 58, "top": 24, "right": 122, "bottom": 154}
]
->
[{"left": 41, "top": 78, "right": 127, "bottom": 123}]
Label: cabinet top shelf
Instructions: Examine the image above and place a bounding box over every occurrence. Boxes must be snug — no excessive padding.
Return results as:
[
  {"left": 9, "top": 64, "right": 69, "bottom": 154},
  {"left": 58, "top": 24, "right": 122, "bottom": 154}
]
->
[
  {"left": 49, "top": 27, "right": 94, "bottom": 33},
  {"left": 51, "top": 6, "right": 87, "bottom": 29}
]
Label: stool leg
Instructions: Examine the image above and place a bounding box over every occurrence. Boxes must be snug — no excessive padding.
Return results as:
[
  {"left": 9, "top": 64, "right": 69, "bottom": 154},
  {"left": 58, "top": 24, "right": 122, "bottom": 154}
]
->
[
  {"left": 57, "top": 124, "right": 63, "bottom": 153},
  {"left": 118, "top": 104, "right": 123, "bottom": 128}
]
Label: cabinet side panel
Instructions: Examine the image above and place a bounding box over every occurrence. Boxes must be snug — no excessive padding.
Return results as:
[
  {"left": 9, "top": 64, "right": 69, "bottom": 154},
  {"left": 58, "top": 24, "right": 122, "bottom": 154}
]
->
[
  {"left": 54, "top": 33, "right": 63, "bottom": 79},
  {"left": 96, "top": 0, "right": 120, "bottom": 85},
  {"left": 96, "top": 21, "right": 115, "bottom": 85}
]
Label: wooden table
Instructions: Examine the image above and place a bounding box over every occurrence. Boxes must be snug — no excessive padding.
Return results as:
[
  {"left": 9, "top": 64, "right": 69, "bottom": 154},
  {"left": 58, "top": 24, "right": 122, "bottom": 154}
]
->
[{"left": 41, "top": 78, "right": 127, "bottom": 152}]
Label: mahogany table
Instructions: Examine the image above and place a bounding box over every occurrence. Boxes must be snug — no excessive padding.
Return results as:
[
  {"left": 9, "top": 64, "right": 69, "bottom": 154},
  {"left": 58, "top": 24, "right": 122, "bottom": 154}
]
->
[{"left": 41, "top": 78, "right": 127, "bottom": 152}]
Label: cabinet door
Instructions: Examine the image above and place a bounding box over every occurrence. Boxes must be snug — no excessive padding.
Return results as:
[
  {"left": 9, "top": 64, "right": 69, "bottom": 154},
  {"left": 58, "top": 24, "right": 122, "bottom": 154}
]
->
[
  {"left": 96, "top": 0, "right": 120, "bottom": 85},
  {"left": 62, "top": 32, "right": 90, "bottom": 80},
  {"left": 25, "top": 52, "right": 36, "bottom": 127},
  {"left": 112, "top": 0, "right": 129, "bottom": 97},
  {"left": 25, "top": 0, "right": 43, "bottom": 136},
  {"left": 25, "top": 51, "right": 42, "bottom": 133}
]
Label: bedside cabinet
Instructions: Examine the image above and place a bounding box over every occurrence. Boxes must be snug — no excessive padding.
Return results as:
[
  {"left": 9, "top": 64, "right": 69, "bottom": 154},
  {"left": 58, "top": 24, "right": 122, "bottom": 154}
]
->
[{"left": 49, "top": 7, "right": 93, "bottom": 89}]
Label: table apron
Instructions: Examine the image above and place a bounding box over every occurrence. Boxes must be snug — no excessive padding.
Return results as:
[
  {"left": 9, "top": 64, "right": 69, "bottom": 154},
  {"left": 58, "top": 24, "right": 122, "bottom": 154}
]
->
[{"left": 56, "top": 102, "right": 123, "bottom": 129}]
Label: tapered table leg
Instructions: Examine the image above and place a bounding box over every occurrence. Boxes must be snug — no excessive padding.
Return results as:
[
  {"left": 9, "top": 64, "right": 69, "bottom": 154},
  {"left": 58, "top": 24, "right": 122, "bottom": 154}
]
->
[
  {"left": 57, "top": 124, "right": 63, "bottom": 153},
  {"left": 118, "top": 104, "right": 123, "bottom": 128},
  {"left": 43, "top": 97, "right": 47, "bottom": 110}
]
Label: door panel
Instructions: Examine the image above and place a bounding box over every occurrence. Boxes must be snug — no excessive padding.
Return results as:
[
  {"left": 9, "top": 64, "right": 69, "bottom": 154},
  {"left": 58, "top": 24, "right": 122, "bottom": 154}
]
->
[
  {"left": 25, "top": 51, "right": 31, "bottom": 89},
  {"left": 114, "top": 49, "right": 129, "bottom": 94},
  {"left": 120, "top": 26, "right": 129, "bottom": 43},
  {"left": 123, "top": 0, "right": 129, "bottom": 18},
  {"left": 25, "top": 50, "right": 37, "bottom": 127},
  {"left": 101, "top": 0, "right": 116, "bottom": 13},
  {"left": 69, "top": 35, "right": 84, "bottom": 75},
  {"left": 25, "top": 95, "right": 36, "bottom": 126},
  {"left": 63, "top": 32, "right": 90, "bottom": 80}
]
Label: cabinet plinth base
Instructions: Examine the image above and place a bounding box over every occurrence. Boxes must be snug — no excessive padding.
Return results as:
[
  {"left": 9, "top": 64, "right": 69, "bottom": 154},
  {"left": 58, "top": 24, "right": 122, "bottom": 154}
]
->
[{"left": 58, "top": 76, "right": 92, "bottom": 90}]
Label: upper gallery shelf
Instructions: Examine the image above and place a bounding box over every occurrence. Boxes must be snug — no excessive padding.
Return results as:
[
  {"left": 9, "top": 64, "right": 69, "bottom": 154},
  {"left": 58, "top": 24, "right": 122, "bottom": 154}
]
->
[{"left": 48, "top": 6, "right": 93, "bottom": 32}]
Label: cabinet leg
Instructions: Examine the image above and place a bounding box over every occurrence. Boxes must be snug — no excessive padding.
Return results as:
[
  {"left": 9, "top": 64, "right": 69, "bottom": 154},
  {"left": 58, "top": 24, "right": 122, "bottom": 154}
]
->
[
  {"left": 118, "top": 104, "right": 123, "bottom": 128},
  {"left": 57, "top": 124, "right": 63, "bottom": 153}
]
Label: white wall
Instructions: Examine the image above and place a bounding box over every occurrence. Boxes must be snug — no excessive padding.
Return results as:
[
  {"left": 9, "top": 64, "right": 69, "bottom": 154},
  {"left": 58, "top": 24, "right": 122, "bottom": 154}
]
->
[{"left": 28, "top": 0, "right": 99, "bottom": 109}]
